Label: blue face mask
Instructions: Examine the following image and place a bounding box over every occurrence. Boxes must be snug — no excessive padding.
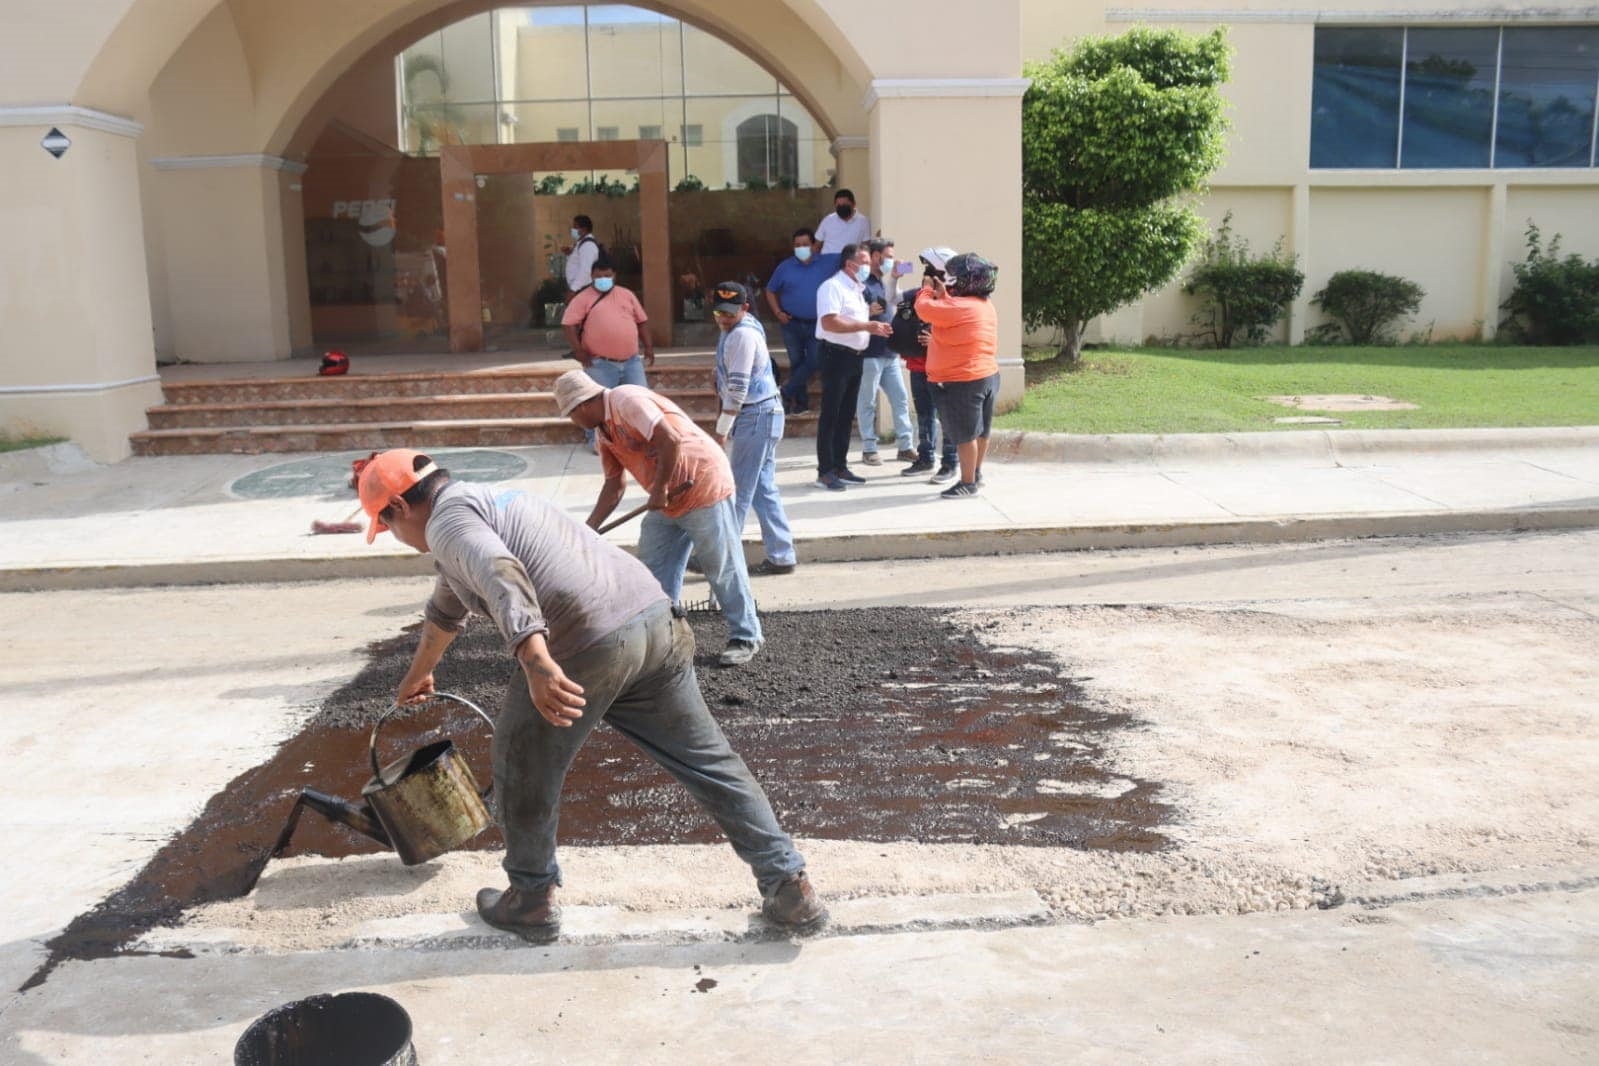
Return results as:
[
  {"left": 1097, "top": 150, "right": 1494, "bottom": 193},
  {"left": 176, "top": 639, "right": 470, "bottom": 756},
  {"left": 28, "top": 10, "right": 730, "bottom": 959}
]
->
[
  {"left": 855, "top": 264, "right": 871, "bottom": 283},
  {"left": 592, "top": 276, "right": 615, "bottom": 293},
  {"left": 794, "top": 246, "right": 812, "bottom": 262},
  {"left": 570, "top": 227, "right": 582, "bottom": 240}
]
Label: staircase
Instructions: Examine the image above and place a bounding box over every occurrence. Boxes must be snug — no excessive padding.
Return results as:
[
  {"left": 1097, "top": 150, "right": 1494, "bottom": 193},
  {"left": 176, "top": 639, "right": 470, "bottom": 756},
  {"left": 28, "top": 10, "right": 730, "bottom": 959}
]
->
[{"left": 131, "top": 363, "right": 815, "bottom": 456}]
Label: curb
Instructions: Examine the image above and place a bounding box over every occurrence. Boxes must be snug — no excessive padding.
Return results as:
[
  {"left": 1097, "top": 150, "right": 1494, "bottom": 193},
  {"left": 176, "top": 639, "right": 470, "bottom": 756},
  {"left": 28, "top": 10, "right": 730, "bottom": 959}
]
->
[
  {"left": 5, "top": 505, "right": 1595, "bottom": 592},
  {"left": 989, "top": 426, "right": 1599, "bottom": 465}
]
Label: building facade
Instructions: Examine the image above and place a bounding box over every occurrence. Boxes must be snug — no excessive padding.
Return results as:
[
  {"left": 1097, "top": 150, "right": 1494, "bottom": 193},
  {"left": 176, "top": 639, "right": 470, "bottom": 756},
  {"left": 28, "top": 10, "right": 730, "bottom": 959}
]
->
[{"left": 1, "top": 2, "right": 1595, "bottom": 460}]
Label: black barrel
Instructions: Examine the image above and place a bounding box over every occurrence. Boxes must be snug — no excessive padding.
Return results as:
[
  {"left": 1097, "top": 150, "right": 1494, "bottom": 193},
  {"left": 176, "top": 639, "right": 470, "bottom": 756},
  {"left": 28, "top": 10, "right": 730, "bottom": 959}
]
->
[{"left": 234, "top": 992, "right": 417, "bottom": 1066}]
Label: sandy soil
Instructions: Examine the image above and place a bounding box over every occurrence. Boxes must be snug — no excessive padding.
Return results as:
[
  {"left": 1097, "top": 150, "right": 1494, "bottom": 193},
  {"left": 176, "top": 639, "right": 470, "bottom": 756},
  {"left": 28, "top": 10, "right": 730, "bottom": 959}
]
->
[{"left": 171, "top": 595, "right": 1599, "bottom": 949}]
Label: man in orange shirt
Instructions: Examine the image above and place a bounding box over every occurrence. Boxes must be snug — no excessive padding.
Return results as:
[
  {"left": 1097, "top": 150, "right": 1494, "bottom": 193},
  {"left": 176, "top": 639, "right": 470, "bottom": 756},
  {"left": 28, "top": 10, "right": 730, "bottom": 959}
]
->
[
  {"left": 915, "top": 253, "right": 1000, "bottom": 499},
  {"left": 555, "top": 370, "right": 765, "bottom": 666},
  {"left": 562, "top": 255, "right": 655, "bottom": 452}
]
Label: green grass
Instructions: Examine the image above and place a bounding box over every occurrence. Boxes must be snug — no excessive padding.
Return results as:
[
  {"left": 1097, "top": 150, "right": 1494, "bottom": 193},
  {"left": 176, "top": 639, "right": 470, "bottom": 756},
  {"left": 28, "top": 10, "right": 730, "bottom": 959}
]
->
[
  {"left": 996, "top": 344, "right": 1599, "bottom": 435},
  {"left": 0, "top": 435, "right": 65, "bottom": 454}
]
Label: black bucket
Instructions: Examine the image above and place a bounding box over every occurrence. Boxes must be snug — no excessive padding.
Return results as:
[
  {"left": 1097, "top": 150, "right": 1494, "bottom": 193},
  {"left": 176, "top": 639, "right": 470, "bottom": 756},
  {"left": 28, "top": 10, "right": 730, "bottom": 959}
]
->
[{"left": 234, "top": 992, "right": 417, "bottom": 1066}]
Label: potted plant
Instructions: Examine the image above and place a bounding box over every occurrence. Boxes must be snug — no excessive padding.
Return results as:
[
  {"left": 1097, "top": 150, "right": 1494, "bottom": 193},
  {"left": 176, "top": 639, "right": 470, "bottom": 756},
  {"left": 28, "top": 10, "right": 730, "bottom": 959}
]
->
[{"left": 535, "top": 277, "right": 567, "bottom": 326}]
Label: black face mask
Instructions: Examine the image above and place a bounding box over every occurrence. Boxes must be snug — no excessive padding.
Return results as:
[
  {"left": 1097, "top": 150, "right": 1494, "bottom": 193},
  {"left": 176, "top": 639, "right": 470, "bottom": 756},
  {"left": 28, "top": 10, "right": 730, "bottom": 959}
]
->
[{"left": 836, "top": 204, "right": 854, "bottom": 220}]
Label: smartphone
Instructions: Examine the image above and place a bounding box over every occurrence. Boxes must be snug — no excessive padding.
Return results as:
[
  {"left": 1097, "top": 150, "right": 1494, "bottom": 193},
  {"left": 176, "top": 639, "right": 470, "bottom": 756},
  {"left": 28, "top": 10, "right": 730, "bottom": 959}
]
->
[{"left": 893, "top": 261, "right": 915, "bottom": 277}]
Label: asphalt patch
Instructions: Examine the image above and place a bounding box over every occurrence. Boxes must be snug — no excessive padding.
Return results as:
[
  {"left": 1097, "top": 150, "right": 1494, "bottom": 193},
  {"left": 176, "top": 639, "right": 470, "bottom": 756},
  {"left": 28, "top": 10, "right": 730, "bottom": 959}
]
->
[{"left": 22, "top": 606, "right": 1168, "bottom": 990}]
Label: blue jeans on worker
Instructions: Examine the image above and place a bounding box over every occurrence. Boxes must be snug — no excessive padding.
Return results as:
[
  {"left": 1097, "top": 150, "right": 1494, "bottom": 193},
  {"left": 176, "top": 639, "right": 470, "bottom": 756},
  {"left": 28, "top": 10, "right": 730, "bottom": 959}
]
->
[
  {"left": 815, "top": 341, "right": 863, "bottom": 477},
  {"left": 636, "top": 497, "right": 762, "bottom": 645},
  {"left": 494, "top": 600, "right": 805, "bottom": 894},
  {"left": 855, "top": 354, "right": 914, "bottom": 456},
  {"left": 581, "top": 355, "right": 648, "bottom": 448},
  {"left": 729, "top": 398, "right": 796, "bottom": 566},
  {"left": 779, "top": 318, "right": 818, "bottom": 412},
  {"left": 910, "top": 369, "right": 957, "bottom": 468}
]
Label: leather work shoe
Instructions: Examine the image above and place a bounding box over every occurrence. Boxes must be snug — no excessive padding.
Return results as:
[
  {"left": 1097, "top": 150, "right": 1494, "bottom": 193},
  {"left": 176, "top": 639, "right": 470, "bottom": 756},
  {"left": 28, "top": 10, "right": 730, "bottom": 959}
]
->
[
  {"left": 762, "top": 871, "right": 828, "bottom": 932},
  {"left": 895, "top": 449, "right": 920, "bottom": 463},
  {"left": 476, "top": 885, "right": 561, "bottom": 942},
  {"left": 750, "top": 558, "right": 796, "bottom": 576}
]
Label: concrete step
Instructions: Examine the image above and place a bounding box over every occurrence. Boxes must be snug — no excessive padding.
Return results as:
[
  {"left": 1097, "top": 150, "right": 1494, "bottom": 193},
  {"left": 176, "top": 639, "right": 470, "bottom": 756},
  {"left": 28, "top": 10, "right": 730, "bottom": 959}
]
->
[
  {"left": 129, "top": 411, "right": 820, "bottom": 456},
  {"left": 158, "top": 364, "right": 719, "bottom": 405},
  {"left": 146, "top": 389, "right": 724, "bottom": 429}
]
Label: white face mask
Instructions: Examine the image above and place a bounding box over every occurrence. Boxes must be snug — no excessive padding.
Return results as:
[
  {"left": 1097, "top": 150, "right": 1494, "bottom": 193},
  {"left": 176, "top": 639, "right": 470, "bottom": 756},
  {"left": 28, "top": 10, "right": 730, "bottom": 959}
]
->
[
  {"left": 570, "top": 228, "right": 582, "bottom": 240},
  {"left": 881, "top": 258, "right": 896, "bottom": 275},
  {"left": 854, "top": 264, "right": 871, "bottom": 283},
  {"left": 794, "top": 246, "right": 812, "bottom": 262}
]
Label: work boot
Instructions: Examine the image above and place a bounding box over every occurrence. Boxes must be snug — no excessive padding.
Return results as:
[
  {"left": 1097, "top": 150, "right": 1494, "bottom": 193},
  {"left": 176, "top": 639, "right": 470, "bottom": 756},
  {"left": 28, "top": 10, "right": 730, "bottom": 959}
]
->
[
  {"left": 762, "top": 872, "right": 828, "bottom": 932},
  {"left": 895, "top": 449, "right": 920, "bottom": 463},
  {"left": 750, "top": 558, "right": 796, "bottom": 576},
  {"left": 476, "top": 885, "right": 560, "bottom": 942}
]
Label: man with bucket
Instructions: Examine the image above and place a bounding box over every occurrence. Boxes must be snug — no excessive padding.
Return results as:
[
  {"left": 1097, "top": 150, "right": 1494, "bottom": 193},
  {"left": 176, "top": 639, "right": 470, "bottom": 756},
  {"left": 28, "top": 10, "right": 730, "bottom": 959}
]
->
[{"left": 357, "top": 449, "right": 827, "bottom": 940}]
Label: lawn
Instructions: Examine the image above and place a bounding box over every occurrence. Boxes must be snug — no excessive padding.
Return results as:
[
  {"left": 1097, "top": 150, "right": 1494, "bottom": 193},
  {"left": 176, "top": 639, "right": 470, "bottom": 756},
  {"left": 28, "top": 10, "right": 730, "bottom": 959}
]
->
[
  {"left": 0, "top": 435, "right": 65, "bottom": 454},
  {"left": 996, "top": 344, "right": 1599, "bottom": 435}
]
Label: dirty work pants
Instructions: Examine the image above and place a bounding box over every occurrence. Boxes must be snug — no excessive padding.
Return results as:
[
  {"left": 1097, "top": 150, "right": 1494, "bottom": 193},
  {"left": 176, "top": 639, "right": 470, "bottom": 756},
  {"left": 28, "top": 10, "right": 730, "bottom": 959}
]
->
[
  {"left": 728, "top": 397, "right": 796, "bottom": 567},
  {"left": 493, "top": 601, "right": 805, "bottom": 894},
  {"left": 855, "top": 354, "right": 914, "bottom": 456},
  {"left": 637, "top": 497, "right": 763, "bottom": 645}
]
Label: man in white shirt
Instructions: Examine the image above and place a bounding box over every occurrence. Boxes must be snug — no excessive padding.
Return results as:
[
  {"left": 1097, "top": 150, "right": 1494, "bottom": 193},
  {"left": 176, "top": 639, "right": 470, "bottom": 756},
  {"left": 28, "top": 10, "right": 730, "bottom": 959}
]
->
[
  {"left": 813, "top": 188, "right": 871, "bottom": 254},
  {"left": 563, "top": 214, "right": 601, "bottom": 294},
  {"left": 811, "top": 243, "right": 893, "bottom": 491}
]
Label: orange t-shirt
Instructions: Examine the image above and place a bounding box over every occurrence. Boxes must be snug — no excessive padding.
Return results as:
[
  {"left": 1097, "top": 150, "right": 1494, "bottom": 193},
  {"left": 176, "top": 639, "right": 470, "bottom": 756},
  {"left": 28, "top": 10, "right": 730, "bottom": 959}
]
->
[
  {"left": 915, "top": 290, "right": 999, "bottom": 383},
  {"left": 598, "top": 385, "right": 734, "bottom": 518},
  {"left": 562, "top": 285, "right": 648, "bottom": 361}
]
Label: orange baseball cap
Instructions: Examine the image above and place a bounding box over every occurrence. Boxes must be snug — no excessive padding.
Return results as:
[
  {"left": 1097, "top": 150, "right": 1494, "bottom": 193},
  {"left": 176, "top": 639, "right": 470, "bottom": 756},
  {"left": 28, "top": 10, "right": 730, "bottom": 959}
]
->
[{"left": 357, "top": 449, "right": 439, "bottom": 543}]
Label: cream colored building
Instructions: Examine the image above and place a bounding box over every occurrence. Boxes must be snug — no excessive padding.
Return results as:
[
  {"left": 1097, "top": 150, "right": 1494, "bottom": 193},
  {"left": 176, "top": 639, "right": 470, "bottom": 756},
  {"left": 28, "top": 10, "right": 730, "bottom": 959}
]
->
[{"left": 1, "top": 1, "right": 1596, "bottom": 460}]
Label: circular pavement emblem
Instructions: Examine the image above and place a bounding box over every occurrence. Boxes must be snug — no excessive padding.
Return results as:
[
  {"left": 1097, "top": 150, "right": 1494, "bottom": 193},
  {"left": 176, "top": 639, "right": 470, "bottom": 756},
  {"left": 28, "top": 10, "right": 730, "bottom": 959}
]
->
[{"left": 229, "top": 449, "right": 528, "bottom": 500}]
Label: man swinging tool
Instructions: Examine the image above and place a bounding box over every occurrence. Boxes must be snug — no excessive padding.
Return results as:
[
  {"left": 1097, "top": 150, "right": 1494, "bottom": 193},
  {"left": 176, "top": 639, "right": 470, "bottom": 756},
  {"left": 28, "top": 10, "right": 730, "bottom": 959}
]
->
[{"left": 356, "top": 449, "right": 827, "bottom": 941}]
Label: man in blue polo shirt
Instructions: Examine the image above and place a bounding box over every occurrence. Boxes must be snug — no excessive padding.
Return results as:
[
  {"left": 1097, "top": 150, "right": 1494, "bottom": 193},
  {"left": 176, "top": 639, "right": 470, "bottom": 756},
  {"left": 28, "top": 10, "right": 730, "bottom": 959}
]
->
[{"left": 764, "top": 226, "right": 840, "bottom": 415}]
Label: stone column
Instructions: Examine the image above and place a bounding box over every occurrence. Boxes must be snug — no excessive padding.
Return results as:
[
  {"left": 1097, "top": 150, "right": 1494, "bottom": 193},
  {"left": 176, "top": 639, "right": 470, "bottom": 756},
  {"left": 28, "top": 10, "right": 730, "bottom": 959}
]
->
[
  {"left": 0, "top": 106, "right": 163, "bottom": 461},
  {"left": 829, "top": 136, "right": 871, "bottom": 215},
  {"left": 866, "top": 80, "right": 1029, "bottom": 410},
  {"left": 146, "top": 153, "right": 309, "bottom": 363}
]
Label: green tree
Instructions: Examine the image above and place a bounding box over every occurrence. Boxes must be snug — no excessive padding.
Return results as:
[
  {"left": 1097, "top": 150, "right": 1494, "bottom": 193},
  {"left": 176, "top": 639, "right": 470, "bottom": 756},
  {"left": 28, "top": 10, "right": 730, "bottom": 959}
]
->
[{"left": 1023, "top": 27, "right": 1231, "bottom": 362}]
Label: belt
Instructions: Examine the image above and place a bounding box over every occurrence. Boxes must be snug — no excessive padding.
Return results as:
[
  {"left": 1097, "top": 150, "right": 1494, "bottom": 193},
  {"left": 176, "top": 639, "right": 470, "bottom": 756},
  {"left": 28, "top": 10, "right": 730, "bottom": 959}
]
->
[
  {"left": 819, "top": 339, "right": 866, "bottom": 354},
  {"left": 741, "top": 394, "right": 780, "bottom": 409},
  {"left": 787, "top": 316, "right": 816, "bottom": 324}
]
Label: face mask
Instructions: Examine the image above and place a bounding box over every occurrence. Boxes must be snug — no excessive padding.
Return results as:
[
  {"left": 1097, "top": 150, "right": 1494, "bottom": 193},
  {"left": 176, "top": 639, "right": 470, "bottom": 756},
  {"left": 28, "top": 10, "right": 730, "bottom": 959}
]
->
[
  {"left": 881, "top": 258, "right": 896, "bottom": 275},
  {"left": 794, "top": 246, "right": 812, "bottom": 262},
  {"left": 836, "top": 204, "right": 854, "bottom": 220},
  {"left": 854, "top": 264, "right": 871, "bottom": 283},
  {"left": 592, "top": 277, "right": 615, "bottom": 293},
  {"left": 570, "top": 228, "right": 582, "bottom": 240}
]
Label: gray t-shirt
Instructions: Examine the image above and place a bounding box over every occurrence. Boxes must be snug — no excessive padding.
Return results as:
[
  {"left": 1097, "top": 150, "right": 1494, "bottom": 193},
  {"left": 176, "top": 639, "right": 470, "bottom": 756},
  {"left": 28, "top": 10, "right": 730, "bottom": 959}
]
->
[{"left": 422, "top": 481, "right": 666, "bottom": 661}]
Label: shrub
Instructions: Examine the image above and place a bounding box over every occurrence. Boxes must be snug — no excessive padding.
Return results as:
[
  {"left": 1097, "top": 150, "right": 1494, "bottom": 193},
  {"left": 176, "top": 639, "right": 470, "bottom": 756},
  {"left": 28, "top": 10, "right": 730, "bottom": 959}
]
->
[
  {"left": 1500, "top": 223, "right": 1599, "bottom": 345},
  {"left": 1311, "top": 270, "right": 1425, "bottom": 344},
  {"left": 674, "top": 174, "right": 705, "bottom": 192},
  {"left": 1182, "top": 214, "right": 1303, "bottom": 348}
]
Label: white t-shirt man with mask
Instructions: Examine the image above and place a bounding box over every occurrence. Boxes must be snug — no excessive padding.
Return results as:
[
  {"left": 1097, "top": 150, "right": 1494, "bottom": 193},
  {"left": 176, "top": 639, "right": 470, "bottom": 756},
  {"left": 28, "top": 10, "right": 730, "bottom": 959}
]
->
[{"left": 813, "top": 188, "right": 871, "bottom": 253}]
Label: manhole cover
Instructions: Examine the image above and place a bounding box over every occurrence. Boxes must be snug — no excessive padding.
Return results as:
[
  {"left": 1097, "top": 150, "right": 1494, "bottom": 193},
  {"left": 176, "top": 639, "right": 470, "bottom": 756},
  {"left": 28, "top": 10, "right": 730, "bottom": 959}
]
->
[{"left": 229, "top": 449, "right": 528, "bottom": 500}]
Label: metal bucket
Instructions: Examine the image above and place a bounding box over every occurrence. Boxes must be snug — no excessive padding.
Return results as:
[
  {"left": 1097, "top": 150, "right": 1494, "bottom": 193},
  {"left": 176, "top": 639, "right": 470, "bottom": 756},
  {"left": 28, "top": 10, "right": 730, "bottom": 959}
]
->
[
  {"left": 363, "top": 692, "right": 494, "bottom": 866},
  {"left": 234, "top": 991, "right": 417, "bottom": 1066}
]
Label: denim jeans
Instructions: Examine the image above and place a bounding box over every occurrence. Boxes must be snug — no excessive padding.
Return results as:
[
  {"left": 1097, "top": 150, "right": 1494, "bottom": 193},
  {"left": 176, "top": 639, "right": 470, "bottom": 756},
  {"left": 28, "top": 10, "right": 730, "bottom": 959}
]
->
[
  {"left": 582, "top": 355, "right": 648, "bottom": 447},
  {"left": 778, "top": 319, "right": 818, "bottom": 411},
  {"left": 636, "top": 496, "right": 762, "bottom": 644},
  {"left": 910, "top": 369, "right": 957, "bottom": 468},
  {"left": 815, "top": 341, "right": 863, "bottom": 476},
  {"left": 494, "top": 600, "right": 805, "bottom": 894},
  {"left": 855, "top": 354, "right": 914, "bottom": 454},
  {"left": 729, "top": 398, "right": 796, "bottom": 566}
]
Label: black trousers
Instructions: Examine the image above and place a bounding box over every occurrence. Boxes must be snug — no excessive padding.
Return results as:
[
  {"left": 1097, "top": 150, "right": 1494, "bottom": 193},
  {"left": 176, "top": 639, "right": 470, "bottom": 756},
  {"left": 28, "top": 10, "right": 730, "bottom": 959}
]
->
[{"left": 815, "top": 340, "right": 864, "bottom": 476}]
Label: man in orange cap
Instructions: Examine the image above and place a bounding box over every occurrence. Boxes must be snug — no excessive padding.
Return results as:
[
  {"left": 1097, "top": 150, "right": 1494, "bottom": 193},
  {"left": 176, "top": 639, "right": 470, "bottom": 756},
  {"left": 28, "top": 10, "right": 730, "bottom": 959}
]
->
[{"left": 357, "top": 449, "right": 826, "bottom": 941}]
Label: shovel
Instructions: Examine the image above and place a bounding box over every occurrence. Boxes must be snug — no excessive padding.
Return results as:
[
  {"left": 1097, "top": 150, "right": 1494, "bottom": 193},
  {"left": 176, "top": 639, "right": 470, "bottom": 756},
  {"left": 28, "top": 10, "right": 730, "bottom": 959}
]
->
[{"left": 597, "top": 480, "right": 693, "bottom": 533}]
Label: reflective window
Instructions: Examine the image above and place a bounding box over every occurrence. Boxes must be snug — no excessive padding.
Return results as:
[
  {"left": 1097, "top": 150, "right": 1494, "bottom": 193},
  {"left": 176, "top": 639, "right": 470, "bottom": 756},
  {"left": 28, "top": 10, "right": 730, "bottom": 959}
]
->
[
  {"left": 1311, "top": 24, "right": 1599, "bottom": 168},
  {"left": 397, "top": 5, "right": 829, "bottom": 187},
  {"left": 1311, "top": 28, "right": 1402, "bottom": 168}
]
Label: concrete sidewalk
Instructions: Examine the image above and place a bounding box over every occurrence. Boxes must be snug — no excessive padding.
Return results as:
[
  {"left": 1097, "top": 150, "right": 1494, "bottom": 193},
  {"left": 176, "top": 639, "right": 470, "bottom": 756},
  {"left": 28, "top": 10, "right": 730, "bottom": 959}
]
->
[{"left": 0, "top": 426, "right": 1596, "bottom": 590}]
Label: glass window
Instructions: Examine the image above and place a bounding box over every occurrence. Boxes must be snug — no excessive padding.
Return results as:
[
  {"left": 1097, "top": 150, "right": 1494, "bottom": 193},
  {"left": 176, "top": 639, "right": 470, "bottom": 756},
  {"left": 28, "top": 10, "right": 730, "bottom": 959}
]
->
[
  {"left": 596, "top": 126, "right": 619, "bottom": 140},
  {"left": 736, "top": 114, "right": 798, "bottom": 187},
  {"left": 556, "top": 127, "right": 580, "bottom": 142},
  {"left": 1496, "top": 27, "right": 1599, "bottom": 167},
  {"left": 587, "top": 5, "right": 681, "bottom": 98},
  {"left": 638, "top": 124, "right": 662, "bottom": 140},
  {"left": 681, "top": 123, "right": 704, "bottom": 147},
  {"left": 1401, "top": 28, "right": 1499, "bottom": 168},
  {"left": 681, "top": 23, "right": 774, "bottom": 95},
  {"left": 1310, "top": 27, "right": 1404, "bottom": 167},
  {"left": 514, "top": 6, "right": 589, "bottom": 101}
]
